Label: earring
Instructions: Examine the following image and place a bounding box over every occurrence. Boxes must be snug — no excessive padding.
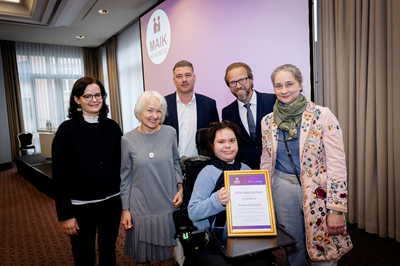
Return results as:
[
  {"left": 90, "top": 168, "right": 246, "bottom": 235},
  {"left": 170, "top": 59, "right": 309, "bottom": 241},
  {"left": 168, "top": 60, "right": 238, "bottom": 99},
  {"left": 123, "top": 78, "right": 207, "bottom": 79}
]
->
[{"left": 77, "top": 104, "right": 82, "bottom": 111}]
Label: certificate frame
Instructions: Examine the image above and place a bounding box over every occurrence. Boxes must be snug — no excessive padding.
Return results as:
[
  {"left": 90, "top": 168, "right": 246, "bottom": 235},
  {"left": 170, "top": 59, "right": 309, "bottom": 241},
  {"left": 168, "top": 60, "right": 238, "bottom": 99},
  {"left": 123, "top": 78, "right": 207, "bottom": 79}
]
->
[{"left": 224, "top": 170, "right": 276, "bottom": 237}]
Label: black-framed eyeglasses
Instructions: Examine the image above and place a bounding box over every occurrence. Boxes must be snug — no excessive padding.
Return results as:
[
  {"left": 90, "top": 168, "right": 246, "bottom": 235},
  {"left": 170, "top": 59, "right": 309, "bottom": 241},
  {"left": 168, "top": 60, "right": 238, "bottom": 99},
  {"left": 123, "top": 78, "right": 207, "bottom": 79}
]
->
[
  {"left": 228, "top": 77, "right": 248, "bottom": 87},
  {"left": 82, "top": 93, "right": 102, "bottom": 102}
]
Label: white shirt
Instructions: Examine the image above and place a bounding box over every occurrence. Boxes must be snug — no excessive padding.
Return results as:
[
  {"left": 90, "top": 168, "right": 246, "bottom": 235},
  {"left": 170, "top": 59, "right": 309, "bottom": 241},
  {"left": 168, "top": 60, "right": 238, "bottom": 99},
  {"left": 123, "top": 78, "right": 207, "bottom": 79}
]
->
[
  {"left": 237, "top": 90, "right": 257, "bottom": 136},
  {"left": 176, "top": 92, "right": 198, "bottom": 157}
]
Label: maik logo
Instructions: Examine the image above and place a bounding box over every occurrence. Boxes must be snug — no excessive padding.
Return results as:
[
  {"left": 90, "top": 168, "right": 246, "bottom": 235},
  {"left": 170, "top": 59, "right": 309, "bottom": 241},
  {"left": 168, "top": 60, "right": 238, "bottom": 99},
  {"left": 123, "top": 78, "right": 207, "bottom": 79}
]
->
[{"left": 146, "top": 9, "right": 171, "bottom": 65}]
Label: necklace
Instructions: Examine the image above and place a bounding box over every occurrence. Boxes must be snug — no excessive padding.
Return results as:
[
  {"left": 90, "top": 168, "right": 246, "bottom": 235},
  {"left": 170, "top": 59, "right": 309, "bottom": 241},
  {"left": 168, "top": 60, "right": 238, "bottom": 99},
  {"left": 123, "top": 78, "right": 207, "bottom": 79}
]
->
[{"left": 139, "top": 126, "right": 158, "bottom": 159}]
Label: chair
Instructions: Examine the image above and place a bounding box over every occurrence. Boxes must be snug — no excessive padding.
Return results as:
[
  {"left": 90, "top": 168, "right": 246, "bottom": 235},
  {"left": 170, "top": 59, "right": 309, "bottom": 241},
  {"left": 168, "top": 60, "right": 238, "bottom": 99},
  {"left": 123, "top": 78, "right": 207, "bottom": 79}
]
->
[
  {"left": 17, "top": 132, "right": 36, "bottom": 156},
  {"left": 173, "top": 128, "right": 211, "bottom": 265},
  {"left": 182, "top": 127, "right": 210, "bottom": 208},
  {"left": 195, "top": 128, "right": 209, "bottom": 156}
]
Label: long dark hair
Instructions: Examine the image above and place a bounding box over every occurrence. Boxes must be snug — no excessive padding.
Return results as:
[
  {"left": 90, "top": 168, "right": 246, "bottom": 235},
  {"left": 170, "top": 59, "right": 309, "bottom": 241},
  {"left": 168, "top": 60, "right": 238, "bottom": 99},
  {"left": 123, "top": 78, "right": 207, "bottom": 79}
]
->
[
  {"left": 68, "top": 77, "right": 109, "bottom": 122},
  {"left": 207, "top": 120, "right": 242, "bottom": 157}
]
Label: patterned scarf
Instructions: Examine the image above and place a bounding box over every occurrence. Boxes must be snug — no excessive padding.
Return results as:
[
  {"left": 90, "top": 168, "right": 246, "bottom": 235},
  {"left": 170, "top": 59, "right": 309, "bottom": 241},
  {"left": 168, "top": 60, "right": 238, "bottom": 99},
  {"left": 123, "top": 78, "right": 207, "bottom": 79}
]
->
[
  {"left": 207, "top": 156, "right": 241, "bottom": 227},
  {"left": 273, "top": 95, "right": 307, "bottom": 139}
]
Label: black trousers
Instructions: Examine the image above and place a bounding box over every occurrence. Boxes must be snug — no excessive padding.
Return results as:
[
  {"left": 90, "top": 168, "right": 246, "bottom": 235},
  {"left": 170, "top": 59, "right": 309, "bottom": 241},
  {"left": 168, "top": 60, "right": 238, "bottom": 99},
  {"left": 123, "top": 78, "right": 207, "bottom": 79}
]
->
[{"left": 70, "top": 195, "right": 122, "bottom": 266}]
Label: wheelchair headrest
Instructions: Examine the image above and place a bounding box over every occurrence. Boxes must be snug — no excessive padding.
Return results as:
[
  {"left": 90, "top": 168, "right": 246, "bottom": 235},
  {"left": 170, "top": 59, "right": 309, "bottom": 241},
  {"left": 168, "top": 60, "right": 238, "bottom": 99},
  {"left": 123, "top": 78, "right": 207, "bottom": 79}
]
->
[{"left": 195, "top": 127, "right": 209, "bottom": 156}]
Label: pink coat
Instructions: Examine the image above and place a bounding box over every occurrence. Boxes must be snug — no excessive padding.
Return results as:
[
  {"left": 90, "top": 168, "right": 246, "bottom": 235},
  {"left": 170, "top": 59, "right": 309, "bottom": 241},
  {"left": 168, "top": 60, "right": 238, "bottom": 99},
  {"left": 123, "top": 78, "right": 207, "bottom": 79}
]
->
[{"left": 260, "top": 101, "right": 353, "bottom": 261}]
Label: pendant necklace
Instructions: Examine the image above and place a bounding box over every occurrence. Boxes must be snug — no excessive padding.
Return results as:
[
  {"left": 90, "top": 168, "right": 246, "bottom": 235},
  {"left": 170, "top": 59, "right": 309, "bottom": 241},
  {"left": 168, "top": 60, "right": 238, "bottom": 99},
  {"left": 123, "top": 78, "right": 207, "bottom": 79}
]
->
[{"left": 140, "top": 127, "right": 156, "bottom": 159}]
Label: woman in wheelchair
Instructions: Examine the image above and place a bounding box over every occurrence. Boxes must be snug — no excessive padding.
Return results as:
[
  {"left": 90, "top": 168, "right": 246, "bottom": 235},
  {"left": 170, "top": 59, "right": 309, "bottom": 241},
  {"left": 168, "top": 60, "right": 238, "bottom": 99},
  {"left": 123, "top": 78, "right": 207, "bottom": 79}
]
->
[
  {"left": 188, "top": 120, "right": 248, "bottom": 230},
  {"left": 188, "top": 121, "right": 267, "bottom": 265}
]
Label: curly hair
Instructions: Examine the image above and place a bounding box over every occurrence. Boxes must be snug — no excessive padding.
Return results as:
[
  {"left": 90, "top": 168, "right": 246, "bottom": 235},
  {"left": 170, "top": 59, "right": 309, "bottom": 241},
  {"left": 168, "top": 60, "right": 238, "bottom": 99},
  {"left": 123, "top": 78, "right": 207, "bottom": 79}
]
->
[
  {"left": 207, "top": 120, "right": 242, "bottom": 157},
  {"left": 68, "top": 77, "right": 109, "bottom": 123}
]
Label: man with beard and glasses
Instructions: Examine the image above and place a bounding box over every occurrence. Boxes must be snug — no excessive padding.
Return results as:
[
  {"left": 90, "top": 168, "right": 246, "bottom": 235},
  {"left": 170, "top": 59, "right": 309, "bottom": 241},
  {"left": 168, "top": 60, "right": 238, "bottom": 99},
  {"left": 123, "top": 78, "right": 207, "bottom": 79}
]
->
[
  {"left": 164, "top": 60, "right": 219, "bottom": 157},
  {"left": 222, "top": 62, "right": 276, "bottom": 169}
]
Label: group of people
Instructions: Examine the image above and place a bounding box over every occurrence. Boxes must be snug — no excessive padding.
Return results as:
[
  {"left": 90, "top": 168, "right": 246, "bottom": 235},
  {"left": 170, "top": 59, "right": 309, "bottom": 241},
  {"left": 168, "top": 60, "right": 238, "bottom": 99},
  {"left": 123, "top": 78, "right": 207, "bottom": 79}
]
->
[{"left": 52, "top": 60, "right": 352, "bottom": 266}]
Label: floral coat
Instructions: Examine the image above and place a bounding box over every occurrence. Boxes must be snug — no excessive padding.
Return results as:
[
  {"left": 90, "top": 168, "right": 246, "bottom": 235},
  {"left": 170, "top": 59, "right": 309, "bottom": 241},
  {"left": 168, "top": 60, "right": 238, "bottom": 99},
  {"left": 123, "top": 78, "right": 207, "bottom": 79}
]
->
[{"left": 260, "top": 101, "right": 353, "bottom": 261}]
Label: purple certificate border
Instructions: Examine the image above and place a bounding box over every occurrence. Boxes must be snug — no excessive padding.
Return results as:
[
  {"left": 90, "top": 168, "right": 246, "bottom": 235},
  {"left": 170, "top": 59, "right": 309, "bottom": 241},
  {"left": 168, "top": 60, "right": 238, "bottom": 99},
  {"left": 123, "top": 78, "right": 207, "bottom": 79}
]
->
[
  {"left": 229, "top": 174, "right": 271, "bottom": 230},
  {"left": 233, "top": 225, "right": 271, "bottom": 230},
  {"left": 229, "top": 174, "right": 266, "bottom": 186}
]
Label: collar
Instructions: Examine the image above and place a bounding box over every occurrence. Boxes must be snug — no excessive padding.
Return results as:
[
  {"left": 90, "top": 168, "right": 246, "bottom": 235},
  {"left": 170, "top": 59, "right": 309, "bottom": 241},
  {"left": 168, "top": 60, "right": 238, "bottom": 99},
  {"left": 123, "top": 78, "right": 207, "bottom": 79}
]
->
[
  {"left": 237, "top": 89, "right": 257, "bottom": 109},
  {"left": 83, "top": 115, "right": 99, "bottom": 123},
  {"left": 176, "top": 91, "right": 196, "bottom": 104}
]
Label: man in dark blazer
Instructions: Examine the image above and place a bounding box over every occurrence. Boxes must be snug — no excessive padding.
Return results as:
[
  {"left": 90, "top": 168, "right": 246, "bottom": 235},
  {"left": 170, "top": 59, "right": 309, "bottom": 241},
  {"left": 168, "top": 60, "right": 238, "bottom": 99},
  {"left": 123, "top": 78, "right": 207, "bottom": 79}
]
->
[
  {"left": 222, "top": 62, "right": 276, "bottom": 169},
  {"left": 164, "top": 60, "right": 219, "bottom": 157}
]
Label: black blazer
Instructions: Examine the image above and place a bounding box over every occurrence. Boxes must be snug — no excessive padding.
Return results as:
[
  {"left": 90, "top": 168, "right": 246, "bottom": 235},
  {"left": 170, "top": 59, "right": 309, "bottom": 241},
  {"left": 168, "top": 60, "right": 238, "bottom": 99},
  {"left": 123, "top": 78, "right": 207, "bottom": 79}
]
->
[
  {"left": 222, "top": 90, "right": 276, "bottom": 169},
  {"left": 52, "top": 118, "right": 122, "bottom": 221},
  {"left": 164, "top": 92, "right": 219, "bottom": 143}
]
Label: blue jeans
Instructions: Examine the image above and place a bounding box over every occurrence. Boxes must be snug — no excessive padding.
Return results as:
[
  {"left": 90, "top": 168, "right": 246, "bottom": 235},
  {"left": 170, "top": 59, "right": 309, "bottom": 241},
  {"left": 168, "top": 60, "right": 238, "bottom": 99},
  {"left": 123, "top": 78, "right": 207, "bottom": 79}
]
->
[{"left": 273, "top": 170, "right": 337, "bottom": 266}]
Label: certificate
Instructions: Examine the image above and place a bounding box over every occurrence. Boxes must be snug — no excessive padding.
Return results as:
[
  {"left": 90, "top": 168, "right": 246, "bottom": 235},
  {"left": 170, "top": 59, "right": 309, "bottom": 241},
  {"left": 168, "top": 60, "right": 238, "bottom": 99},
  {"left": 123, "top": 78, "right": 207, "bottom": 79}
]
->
[{"left": 224, "top": 170, "right": 276, "bottom": 237}]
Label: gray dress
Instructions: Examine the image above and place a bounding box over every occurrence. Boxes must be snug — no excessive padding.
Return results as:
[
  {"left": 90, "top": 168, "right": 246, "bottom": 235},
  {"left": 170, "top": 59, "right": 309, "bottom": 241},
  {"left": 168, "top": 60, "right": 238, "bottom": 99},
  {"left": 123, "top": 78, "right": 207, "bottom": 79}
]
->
[{"left": 120, "top": 125, "right": 183, "bottom": 263}]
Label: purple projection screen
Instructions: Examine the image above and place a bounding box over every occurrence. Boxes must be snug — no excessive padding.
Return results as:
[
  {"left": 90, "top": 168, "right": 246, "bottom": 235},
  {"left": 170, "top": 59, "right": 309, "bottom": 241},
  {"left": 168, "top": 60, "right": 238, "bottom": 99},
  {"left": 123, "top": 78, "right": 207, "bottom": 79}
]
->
[{"left": 140, "top": 0, "right": 310, "bottom": 116}]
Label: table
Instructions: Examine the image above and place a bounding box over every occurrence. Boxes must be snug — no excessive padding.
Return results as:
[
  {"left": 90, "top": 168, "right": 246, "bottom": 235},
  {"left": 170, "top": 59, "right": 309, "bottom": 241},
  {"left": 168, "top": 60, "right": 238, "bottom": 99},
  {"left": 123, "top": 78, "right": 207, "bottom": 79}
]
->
[
  {"left": 207, "top": 223, "right": 298, "bottom": 259},
  {"left": 37, "top": 129, "right": 57, "bottom": 133}
]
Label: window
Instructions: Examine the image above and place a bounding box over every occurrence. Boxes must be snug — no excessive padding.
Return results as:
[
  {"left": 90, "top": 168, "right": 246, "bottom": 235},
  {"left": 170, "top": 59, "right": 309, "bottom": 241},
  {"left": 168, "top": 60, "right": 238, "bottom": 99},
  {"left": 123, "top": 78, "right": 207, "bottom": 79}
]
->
[
  {"left": 117, "top": 21, "right": 144, "bottom": 133},
  {"left": 16, "top": 42, "right": 84, "bottom": 152}
]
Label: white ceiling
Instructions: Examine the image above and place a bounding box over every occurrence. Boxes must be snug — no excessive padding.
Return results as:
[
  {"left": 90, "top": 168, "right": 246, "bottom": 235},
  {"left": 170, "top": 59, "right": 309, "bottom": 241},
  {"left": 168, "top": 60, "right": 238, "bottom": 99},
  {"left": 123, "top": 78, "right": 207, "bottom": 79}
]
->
[{"left": 0, "top": 0, "right": 160, "bottom": 47}]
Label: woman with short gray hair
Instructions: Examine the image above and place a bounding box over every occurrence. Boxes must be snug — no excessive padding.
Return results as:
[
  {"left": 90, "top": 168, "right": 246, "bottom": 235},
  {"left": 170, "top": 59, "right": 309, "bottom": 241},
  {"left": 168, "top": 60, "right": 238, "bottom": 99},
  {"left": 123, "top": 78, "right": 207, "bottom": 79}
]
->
[
  {"left": 120, "top": 90, "right": 183, "bottom": 266},
  {"left": 261, "top": 64, "right": 352, "bottom": 265}
]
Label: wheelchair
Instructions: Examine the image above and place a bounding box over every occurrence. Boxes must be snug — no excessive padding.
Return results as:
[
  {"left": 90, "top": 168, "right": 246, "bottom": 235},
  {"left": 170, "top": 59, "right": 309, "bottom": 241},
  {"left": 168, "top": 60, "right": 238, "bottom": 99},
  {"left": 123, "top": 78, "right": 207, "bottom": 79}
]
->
[
  {"left": 173, "top": 128, "right": 280, "bottom": 266},
  {"left": 173, "top": 128, "right": 210, "bottom": 266}
]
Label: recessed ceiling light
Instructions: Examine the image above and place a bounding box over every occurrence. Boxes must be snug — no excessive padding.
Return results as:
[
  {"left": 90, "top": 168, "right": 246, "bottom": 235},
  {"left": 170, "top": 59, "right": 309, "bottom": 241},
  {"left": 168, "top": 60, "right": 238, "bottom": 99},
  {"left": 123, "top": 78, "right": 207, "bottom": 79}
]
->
[
  {"left": 1, "top": 0, "right": 20, "bottom": 3},
  {"left": 76, "top": 36, "right": 84, "bottom": 40},
  {"left": 98, "top": 9, "right": 109, "bottom": 14}
]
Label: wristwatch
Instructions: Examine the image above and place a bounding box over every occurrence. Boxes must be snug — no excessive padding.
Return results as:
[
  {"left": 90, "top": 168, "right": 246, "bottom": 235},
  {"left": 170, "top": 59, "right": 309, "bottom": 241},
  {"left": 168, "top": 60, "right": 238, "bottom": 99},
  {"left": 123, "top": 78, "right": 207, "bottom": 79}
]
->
[{"left": 328, "top": 209, "right": 343, "bottom": 215}]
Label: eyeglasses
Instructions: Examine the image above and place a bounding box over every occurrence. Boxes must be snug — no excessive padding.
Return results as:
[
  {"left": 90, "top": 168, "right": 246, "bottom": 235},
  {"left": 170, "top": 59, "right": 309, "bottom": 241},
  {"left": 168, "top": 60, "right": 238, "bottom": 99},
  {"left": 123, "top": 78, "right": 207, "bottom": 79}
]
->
[
  {"left": 228, "top": 77, "right": 248, "bottom": 87},
  {"left": 82, "top": 93, "right": 102, "bottom": 102}
]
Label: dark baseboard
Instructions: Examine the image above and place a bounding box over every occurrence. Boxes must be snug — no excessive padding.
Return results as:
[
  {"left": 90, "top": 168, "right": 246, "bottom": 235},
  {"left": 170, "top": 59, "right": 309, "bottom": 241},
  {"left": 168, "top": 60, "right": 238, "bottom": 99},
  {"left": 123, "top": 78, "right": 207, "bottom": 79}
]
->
[{"left": 0, "top": 161, "right": 13, "bottom": 171}]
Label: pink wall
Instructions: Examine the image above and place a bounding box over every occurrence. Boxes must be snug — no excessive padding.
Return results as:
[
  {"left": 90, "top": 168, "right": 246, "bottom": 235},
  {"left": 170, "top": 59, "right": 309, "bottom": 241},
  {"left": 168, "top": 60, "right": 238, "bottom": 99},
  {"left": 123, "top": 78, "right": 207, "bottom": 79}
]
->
[{"left": 141, "top": 0, "right": 310, "bottom": 117}]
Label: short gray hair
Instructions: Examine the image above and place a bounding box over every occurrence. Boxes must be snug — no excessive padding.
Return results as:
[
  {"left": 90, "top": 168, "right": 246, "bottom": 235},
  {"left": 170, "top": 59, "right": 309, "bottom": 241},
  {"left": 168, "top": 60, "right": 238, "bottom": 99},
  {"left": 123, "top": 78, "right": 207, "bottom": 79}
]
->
[
  {"left": 270, "top": 64, "right": 303, "bottom": 86},
  {"left": 134, "top": 91, "right": 168, "bottom": 123}
]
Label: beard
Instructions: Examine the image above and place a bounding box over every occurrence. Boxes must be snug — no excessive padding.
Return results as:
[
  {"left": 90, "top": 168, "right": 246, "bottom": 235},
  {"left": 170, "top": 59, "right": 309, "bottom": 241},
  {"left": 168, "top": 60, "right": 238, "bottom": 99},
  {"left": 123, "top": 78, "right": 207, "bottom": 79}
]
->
[{"left": 232, "top": 87, "right": 249, "bottom": 102}]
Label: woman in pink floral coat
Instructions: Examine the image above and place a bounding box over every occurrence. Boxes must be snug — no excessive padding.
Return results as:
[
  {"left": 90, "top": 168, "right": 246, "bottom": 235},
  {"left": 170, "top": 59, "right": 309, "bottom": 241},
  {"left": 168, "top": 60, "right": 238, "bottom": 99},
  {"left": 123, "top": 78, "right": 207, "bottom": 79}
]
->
[{"left": 260, "top": 64, "right": 352, "bottom": 266}]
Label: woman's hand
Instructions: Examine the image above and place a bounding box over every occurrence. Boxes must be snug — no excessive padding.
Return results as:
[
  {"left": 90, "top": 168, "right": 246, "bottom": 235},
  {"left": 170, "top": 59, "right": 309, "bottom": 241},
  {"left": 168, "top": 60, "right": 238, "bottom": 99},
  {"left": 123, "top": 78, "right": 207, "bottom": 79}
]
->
[
  {"left": 217, "top": 187, "right": 230, "bottom": 206},
  {"left": 62, "top": 217, "right": 79, "bottom": 236},
  {"left": 173, "top": 183, "right": 184, "bottom": 208},
  {"left": 327, "top": 212, "right": 345, "bottom": 235},
  {"left": 121, "top": 209, "right": 133, "bottom": 230}
]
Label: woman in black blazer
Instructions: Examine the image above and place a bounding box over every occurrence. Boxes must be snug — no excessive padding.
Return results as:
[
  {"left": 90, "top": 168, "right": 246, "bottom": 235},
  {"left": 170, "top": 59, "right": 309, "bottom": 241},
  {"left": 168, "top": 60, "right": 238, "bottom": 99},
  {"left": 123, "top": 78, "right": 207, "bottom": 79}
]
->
[{"left": 52, "top": 77, "right": 122, "bottom": 266}]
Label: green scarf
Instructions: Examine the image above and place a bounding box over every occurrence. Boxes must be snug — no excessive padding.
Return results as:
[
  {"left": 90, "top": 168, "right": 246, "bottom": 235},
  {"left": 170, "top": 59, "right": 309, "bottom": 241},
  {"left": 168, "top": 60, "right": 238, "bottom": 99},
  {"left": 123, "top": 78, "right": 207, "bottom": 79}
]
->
[{"left": 273, "top": 95, "right": 307, "bottom": 139}]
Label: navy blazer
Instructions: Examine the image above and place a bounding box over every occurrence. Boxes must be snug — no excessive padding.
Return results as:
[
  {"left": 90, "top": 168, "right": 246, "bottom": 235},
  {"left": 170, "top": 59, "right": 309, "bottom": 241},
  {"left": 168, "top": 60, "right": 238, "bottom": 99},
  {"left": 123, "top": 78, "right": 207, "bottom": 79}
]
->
[
  {"left": 222, "top": 90, "right": 276, "bottom": 169},
  {"left": 164, "top": 92, "right": 219, "bottom": 143}
]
